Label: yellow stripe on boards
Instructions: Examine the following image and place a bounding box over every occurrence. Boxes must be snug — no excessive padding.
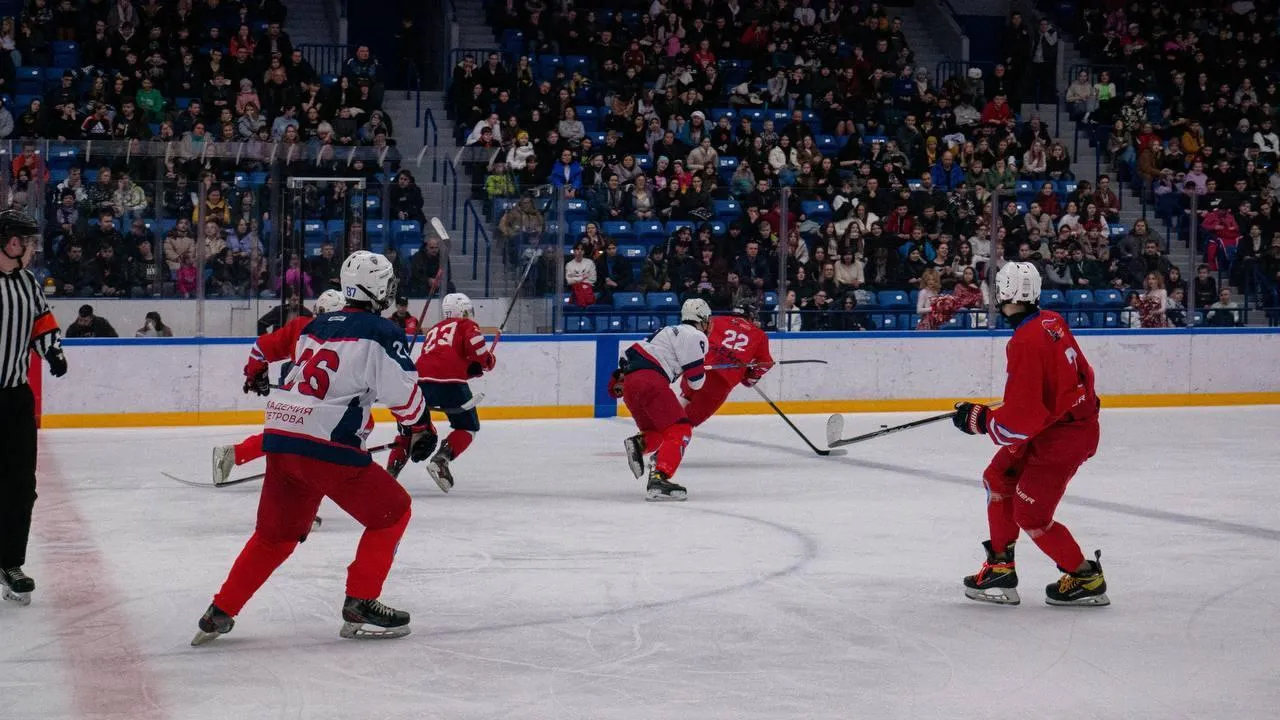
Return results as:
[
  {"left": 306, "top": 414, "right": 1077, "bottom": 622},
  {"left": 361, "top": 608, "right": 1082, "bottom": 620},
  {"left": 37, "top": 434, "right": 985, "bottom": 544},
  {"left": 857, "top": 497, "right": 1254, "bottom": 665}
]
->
[{"left": 38, "top": 392, "right": 1280, "bottom": 428}]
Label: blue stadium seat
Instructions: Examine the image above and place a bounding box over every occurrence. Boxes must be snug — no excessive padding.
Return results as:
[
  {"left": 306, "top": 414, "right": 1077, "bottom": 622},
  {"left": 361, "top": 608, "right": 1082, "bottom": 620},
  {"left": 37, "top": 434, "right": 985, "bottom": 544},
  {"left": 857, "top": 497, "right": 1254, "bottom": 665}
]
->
[
  {"left": 1067, "top": 312, "right": 1092, "bottom": 328},
  {"left": 1094, "top": 311, "right": 1120, "bottom": 328},
  {"left": 1108, "top": 224, "right": 1129, "bottom": 240},
  {"left": 321, "top": 74, "right": 339, "bottom": 88},
  {"left": 602, "top": 221, "right": 634, "bottom": 242},
  {"left": 565, "top": 55, "right": 589, "bottom": 73},
  {"left": 42, "top": 68, "right": 65, "bottom": 85},
  {"left": 1039, "top": 290, "right": 1066, "bottom": 308},
  {"left": 666, "top": 220, "right": 693, "bottom": 235},
  {"left": 51, "top": 41, "right": 79, "bottom": 68},
  {"left": 325, "top": 220, "right": 345, "bottom": 240},
  {"left": 565, "top": 198, "right": 588, "bottom": 222},
  {"left": 816, "top": 135, "right": 837, "bottom": 152},
  {"left": 1066, "top": 289, "right": 1094, "bottom": 307},
  {"left": 1094, "top": 289, "right": 1123, "bottom": 307},
  {"left": 612, "top": 292, "right": 645, "bottom": 309},
  {"left": 1014, "top": 180, "right": 1035, "bottom": 202},
  {"left": 647, "top": 292, "right": 679, "bottom": 310},
  {"left": 877, "top": 290, "right": 909, "bottom": 308},
  {"left": 303, "top": 220, "right": 326, "bottom": 243},
  {"left": 15, "top": 67, "right": 41, "bottom": 94},
  {"left": 594, "top": 314, "right": 624, "bottom": 333},
  {"left": 762, "top": 291, "right": 778, "bottom": 310},
  {"left": 635, "top": 155, "right": 652, "bottom": 170},
  {"left": 868, "top": 314, "right": 899, "bottom": 330},
  {"left": 392, "top": 220, "right": 421, "bottom": 244},
  {"left": 633, "top": 315, "right": 661, "bottom": 333},
  {"left": 709, "top": 221, "right": 726, "bottom": 236},
  {"left": 1060, "top": 180, "right": 1078, "bottom": 198},
  {"left": 636, "top": 221, "right": 665, "bottom": 244},
  {"left": 569, "top": 220, "right": 588, "bottom": 238},
  {"left": 365, "top": 219, "right": 387, "bottom": 244},
  {"left": 714, "top": 199, "right": 740, "bottom": 223},
  {"left": 564, "top": 314, "right": 594, "bottom": 332},
  {"left": 537, "top": 55, "right": 564, "bottom": 79},
  {"left": 801, "top": 200, "right": 832, "bottom": 222},
  {"left": 618, "top": 245, "right": 647, "bottom": 262},
  {"left": 711, "top": 107, "right": 736, "bottom": 122}
]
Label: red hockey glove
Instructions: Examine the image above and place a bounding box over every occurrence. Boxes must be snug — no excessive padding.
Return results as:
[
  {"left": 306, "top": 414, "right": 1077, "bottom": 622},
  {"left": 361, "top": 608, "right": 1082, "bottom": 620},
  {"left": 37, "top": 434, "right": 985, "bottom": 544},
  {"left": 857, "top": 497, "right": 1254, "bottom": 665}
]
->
[
  {"left": 399, "top": 414, "right": 439, "bottom": 463},
  {"left": 953, "top": 402, "right": 990, "bottom": 435},
  {"left": 466, "top": 351, "right": 497, "bottom": 378},
  {"left": 741, "top": 364, "right": 768, "bottom": 387},
  {"left": 243, "top": 359, "right": 270, "bottom": 396},
  {"left": 386, "top": 434, "right": 410, "bottom": 479}
]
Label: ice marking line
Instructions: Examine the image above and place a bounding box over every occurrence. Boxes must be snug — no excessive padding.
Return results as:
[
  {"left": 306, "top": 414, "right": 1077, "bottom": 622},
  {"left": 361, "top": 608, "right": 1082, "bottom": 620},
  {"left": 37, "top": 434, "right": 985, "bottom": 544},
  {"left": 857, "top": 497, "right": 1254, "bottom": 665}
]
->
[
  {"left": 695, "top": 428, "right": 1280, "bottom": 542},
  {"left": 32, "top": 440, "right": 170, "bottom": 720}
]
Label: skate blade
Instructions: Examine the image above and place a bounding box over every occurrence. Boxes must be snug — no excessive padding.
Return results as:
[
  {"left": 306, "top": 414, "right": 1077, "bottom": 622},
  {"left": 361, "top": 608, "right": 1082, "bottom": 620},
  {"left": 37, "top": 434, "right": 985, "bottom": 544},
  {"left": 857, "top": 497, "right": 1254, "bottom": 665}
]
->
[
  {"left": 624, "top": 440, "right": 644, "bottom": 479},
  {"left": 964, "top": 587, "right": 1021, "bottom": 605},
  {"left": 340, "top": 622, "right": 411, "bottom": 640},
  {"left": 190, "top": 629, "right": 225, "bottom": 646},
  {"left": 212, "top": 447, "right": 234, "bottom": 486},
  {"left": 645, "top": 489, "right": 688, "bottom": 502},
  {"left": 426, "top": 464, "right": 453, "bottom": 493},
  {"left": 2, "top": 588, "right": 31, "bottom": 606},
  {"left": 1046, "top": 593, "right": 1110, "bottom": 607}
]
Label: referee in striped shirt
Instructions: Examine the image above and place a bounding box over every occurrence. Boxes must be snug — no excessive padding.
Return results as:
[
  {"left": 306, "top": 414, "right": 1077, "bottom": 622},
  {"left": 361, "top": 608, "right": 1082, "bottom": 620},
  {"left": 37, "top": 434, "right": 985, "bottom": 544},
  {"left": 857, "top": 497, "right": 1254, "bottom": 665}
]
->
[{"left": 0, "top": 210, "right": 67, "bottom": 605}]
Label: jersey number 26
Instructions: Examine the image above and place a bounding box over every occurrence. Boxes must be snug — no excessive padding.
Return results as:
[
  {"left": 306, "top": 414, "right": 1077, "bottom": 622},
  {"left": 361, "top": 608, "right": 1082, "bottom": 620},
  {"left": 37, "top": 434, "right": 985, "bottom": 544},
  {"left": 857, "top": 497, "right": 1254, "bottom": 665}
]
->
[{"left": 282, "top": 348, "right": 341, "bottom": 399}]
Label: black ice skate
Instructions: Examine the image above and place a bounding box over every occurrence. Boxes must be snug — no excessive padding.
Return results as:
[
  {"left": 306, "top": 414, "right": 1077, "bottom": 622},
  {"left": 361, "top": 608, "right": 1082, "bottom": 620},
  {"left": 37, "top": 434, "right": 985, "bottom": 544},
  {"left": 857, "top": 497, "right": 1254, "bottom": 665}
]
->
[
  {"left": 1046, "top": 550, "right": 1110, "bottom": 607},
  {"left": 645, "top": 469, "right": 687, "bottom": 502},
  {"left": 963, "top": 541, "right": 1020, "bottom": 605},
  {"left": 190, "top": 604, "right": 235, "bottom": 646},
  {"left": 340, "top": 596, "right": 411, "bottom": 639},
  {"left": 1, "top": 567, "right": 34, "bottom": 606},
  {"left": 426, "top": 442, "right": 455, "bottom": 493},
  {"left": 624, "top": 434, "right": 646, "bottom": 479}
]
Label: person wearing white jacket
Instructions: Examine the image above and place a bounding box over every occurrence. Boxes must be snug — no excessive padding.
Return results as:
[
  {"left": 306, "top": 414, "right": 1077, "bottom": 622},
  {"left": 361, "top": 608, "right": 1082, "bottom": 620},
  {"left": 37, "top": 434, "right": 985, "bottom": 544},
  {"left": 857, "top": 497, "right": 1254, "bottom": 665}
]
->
[
  {"left": 768, "top": 135, "right": 799, "bottom": 172},
  {"left": 1253, "top": 119, "right": 1280, "bottom": 161},
  {"left": 565, "top": 243, "right": 597, "bottom": 286}
]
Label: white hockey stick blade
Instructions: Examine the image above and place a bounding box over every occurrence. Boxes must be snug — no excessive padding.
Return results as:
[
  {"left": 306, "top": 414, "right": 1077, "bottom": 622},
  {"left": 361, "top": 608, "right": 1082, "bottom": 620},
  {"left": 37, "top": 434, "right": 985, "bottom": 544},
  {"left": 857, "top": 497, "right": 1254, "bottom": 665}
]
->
[
  {"left": 163, "top": 471, "right": 216, "bottom": 488},
  {"left": 826, "top": 414, "right": 844, "bottom": 447},
  {"left": 459, "top": 392, "right": 485, "bottom": 411},
  {"left": 340, "top": 622, "right": 411, "bottom": 640},
  {"left": 430, "top": 216, "right": 450, "bottom": 242}
]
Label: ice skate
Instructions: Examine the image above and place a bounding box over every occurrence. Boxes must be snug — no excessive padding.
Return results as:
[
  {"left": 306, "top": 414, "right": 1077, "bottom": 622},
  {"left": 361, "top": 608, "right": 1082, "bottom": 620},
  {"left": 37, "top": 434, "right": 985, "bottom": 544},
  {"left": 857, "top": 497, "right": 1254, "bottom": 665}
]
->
[
  {"left": 190, "top": 604, "right": 235, "bottom": 646},
  {"left": 211, "top": 445, "right": 235, "bottom": 486},
  {"left": 426, "top": 442, "right": 455, "bottom": 493},
  {"left": 645, "top": 469, "right": 687, "bottom": 502},
  {"left": 340, "top": 596, "right": 411, "bottom": 639},
  {"left": 1046, "top": 550, "right": 1110, "bottom": 607},
  {"left": 623, "top": 434, "right": 646, "bottom": 479},
  {"left": 963, "top": 541, "right": 1020, "bottom": 605},
  {"left": 1, "top": 567, "right": 34, "bottom": 606}
]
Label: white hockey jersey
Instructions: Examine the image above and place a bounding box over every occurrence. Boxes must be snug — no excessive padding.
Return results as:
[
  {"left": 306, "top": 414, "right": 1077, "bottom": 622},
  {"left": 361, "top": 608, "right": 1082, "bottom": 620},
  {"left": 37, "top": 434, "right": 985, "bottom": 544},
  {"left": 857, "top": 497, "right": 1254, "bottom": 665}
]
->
[
  {"left": 262, "top": 308, "right": 426, "bottom": 467},
  {"left": 624, "top": 323, "right": 709, "bottom": 389}
]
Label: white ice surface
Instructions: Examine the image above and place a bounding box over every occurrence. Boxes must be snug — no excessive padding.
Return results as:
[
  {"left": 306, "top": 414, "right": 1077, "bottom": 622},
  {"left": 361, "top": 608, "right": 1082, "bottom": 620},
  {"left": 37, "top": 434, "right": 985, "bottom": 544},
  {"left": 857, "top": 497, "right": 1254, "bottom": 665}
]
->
[{"left": 5, "top": 407, "right": 1280, "bottom": 720}]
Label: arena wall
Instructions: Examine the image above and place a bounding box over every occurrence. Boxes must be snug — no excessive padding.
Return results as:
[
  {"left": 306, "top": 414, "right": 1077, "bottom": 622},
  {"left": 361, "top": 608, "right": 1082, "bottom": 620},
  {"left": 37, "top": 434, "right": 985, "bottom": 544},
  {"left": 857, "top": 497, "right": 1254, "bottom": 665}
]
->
[{"left": 39, "top": 329, "right": 1280, "bottom": 427}]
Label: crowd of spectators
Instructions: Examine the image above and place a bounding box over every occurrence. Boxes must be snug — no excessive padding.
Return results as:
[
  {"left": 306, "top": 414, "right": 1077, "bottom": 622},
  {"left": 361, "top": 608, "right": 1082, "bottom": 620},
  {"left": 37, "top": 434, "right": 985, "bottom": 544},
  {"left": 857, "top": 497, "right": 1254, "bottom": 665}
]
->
[
  {"left": 1064, "top": 1, "right": 1280, "bottom": 318},
  {"left": 458, "top": 0, "right": 1243, "bottom": 329},
  {"left": 0, "top": 0, "right": 412, "bottom": 302}
]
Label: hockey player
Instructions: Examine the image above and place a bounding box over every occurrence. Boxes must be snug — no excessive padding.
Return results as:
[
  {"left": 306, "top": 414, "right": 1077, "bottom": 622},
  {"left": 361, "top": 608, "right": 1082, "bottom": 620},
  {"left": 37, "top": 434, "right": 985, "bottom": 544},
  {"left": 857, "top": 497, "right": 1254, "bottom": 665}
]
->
[
  {"left": 387, "top": 292, "right": 495, "bottom": 492},
  {"left": 609, "top": 298, "right": 711, "bottom": 501},
  {"left": 192, "top": 251, "right": 438, "bottom": 645},
  {"left": 680, "top": 299, "right": 773, "bottom": 426},
  {"left": 952, "top": 261, "right": 1109, "bottom": 607},
  {"left": 211, "top": 289, "right": 347, "bottom": 484}
]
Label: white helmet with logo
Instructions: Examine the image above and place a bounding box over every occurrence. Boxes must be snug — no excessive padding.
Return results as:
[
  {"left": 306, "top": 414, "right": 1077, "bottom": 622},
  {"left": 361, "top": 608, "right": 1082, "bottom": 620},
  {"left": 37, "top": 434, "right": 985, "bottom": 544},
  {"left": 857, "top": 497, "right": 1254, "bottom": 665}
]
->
[
  {"left": 680, "top": 298, "right": 712, "bottom": 328},
  {"left": 995, "top": 262, "right": 1042, "bottom": 304},
  {"left": 314, "top": 289, "right": 345, "bottom": 314},
  {"left": 442, "top": 292, "right": 475, "bottom": 319},
  {"left": 339, "top": 250, "right": 397, "bottom": 311}
]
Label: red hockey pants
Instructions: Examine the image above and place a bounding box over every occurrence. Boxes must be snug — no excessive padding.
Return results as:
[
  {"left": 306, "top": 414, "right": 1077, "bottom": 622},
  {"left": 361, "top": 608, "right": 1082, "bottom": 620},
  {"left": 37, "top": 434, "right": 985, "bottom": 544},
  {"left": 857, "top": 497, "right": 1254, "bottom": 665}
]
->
[{"left": 623, "top": 369, "right": 693, "bottom": 478}]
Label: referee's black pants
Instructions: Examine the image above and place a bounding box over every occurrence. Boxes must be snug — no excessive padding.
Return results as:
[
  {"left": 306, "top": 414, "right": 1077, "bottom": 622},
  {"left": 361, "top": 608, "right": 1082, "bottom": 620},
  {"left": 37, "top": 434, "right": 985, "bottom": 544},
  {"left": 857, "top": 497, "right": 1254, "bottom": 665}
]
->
[{"left": 0, "top": 385, "right": 37, "bottom": 569}]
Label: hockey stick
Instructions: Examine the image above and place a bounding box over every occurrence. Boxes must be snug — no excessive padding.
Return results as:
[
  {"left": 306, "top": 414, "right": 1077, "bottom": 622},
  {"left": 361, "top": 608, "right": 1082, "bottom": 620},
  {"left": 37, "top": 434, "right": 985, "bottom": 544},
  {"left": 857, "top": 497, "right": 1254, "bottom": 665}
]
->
[
  {"left": 704, "top": 359, "right": 828, "bottom": 371},
  {"left": 752, "top": 385, "right": 843, "bottom": 457},
  {"left": 497, "top": 251, "right": 539, "bottom": 334},
  {"left": 825, "top": 402, "right": 1003, "bottom": 449}
]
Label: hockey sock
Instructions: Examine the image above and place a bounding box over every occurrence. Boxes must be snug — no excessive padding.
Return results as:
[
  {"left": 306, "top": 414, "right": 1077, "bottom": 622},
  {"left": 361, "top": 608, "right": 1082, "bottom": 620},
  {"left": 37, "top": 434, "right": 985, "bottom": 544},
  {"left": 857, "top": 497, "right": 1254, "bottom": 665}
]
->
[
  {"left": 346, "top": 507, "right": 411, "bottom": 600},
  {"left": 212, "top": 532, "right": 298, "bottom": 616},
  {"left": 653, "top": 422, "right": 693, "bottom": 478},
  {"left": 1027, "top": 522, "right": 1086, "bottom": 572},
  {"left": 444, "top": 429, "right": 474, "bottom": 459},
  {"left": 641, "top": 430, "right": 664, "bottom": 454},
  {"left": 985, "top": 483, "right": 1020, "bottom": 552},
  {"left": 234, "top": 434, "right": 265, "bottom": 465}
]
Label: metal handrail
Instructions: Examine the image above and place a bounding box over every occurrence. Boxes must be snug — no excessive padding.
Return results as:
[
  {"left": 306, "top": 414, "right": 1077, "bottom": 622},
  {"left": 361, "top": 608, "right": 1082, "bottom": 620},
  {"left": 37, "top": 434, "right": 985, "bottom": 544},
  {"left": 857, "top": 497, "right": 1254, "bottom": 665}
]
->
[
  {"left": 440, "top": 157, "right": 459, "bottom": 233},
  {"left": 297, "top": 43, "right": 357, "bottom": 79},
  {"left": 422, "top": 108, "right": 439, "bottom": 182},
  {"left": 463, "top": 199, "right": 493, "bottom": 294}
]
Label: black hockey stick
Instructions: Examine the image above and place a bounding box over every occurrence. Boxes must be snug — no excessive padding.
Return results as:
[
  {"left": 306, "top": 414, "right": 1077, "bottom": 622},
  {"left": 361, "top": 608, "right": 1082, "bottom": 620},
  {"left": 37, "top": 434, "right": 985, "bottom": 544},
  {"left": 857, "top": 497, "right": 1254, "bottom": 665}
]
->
[
  {"left": 704, "top": 359, "right": 828, "bottom": 371},
  {"left": 497, "top": 250, "right": 539, "bottom": 334},
  {"left": 752, "top": 385, "right": 843, "bottom": 457},
  {"left": 825, "top": 401, "right": 1003, "bottom": 448},
  {"left": 406, "top": 217, "right": 449, "bottom": 353}
]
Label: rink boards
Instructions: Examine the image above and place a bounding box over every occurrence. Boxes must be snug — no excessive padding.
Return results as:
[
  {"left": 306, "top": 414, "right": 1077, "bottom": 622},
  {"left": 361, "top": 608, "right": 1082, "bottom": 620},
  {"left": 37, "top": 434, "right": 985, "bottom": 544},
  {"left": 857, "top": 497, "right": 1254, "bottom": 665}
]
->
[{"left": 39, "top": 329, "right": 1280, "bottom": 427}]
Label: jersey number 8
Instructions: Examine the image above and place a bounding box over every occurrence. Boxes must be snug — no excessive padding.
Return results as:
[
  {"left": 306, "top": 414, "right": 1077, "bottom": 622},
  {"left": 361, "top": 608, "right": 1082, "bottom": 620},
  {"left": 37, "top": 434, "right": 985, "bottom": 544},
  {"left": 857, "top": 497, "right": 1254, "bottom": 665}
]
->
[{"left": 282, "top": 348, "right": 341, "bottom": 399}]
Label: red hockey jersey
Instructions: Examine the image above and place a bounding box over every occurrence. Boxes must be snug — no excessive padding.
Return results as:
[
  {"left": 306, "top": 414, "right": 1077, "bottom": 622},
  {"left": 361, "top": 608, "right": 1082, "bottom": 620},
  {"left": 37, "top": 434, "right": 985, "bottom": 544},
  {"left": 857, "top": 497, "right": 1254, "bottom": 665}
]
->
[
  {"left": 986, "top": 310, "right": 1098, "bottom": 447},
  {"left": 415, "top": 317, "right": 495, "bottom": 383},
  {"left": 704, "top": 315, "right": 773, "bottom": 386},
  {"left": 245, "top": 315, "right": 311, "bottom": 375}
]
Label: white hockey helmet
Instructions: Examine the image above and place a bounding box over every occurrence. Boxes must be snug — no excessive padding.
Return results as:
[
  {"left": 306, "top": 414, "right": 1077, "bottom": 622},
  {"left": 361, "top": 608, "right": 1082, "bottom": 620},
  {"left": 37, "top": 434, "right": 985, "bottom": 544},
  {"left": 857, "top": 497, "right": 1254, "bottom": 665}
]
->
[
  {"left": 996, "top": 261, "right": 1043, "bottom": 305},
  {"left": 314, "top": 289, "right": 346, "bottom": 314},
  {"left": 442, "top": 292, "right": 474, "bottom": 319},
  {"left": 681, "top": 298, "right": 712, "bottom": 328},
  {"left": 340, "top": 250, "right": 397, "bottom": 311}
]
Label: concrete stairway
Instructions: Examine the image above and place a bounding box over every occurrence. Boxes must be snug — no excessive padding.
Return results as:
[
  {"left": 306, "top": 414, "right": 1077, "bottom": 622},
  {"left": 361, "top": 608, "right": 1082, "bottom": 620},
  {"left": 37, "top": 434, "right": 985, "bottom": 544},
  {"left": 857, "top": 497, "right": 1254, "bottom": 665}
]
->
[{"left": 284, "top": 0, "right": 335, "bottom": 45}]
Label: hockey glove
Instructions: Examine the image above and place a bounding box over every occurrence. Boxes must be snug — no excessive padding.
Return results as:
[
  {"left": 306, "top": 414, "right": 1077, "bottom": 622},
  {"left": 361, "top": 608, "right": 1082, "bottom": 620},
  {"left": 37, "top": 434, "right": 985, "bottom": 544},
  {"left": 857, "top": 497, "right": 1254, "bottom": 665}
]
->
[
  {"left": 608, "top": 368, "right": 626, "bottom": 398},
  {"left": 400, "top": 415, "right": 439, "bottom": 463},
  {"left": 243, "top": 369, "right": 270, "bottom": 396},
  {"left": 741, "top": 365, "right": 768, "bottom": 387},
  {"left": 466, "top": 352, "right": 497, "bottom": 378},
  {"left": 44, "top": 347, "right": 68, "bottom": 378},
  {"left": 386, "top": 434, "right": 411, "bottom": 479},
  {"left": 953, "top": 402, "right": 990, "bottom": 435}
]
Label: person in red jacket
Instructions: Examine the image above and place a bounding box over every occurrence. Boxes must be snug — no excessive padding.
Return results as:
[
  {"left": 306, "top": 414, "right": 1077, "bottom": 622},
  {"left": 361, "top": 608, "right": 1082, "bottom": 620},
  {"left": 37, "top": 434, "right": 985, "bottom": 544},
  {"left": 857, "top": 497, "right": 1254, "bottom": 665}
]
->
[
  {"left": 952, "top": 262, "right": 1110, "bottom": 607},
  {"left": 211, "top": 290, "right": 347, "bottom": 485},
  {"left": 388, "top": 292, "right": 495, "bottom": 492},
  {"left": 680, "top": 300, "right": 773, "bottom": 426}
]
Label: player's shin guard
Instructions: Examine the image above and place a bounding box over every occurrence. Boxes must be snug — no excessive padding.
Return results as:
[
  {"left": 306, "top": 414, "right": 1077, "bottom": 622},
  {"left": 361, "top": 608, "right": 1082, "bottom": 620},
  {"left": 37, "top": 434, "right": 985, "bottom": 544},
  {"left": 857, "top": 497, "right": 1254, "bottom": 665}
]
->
[
  {"left": 984, "top": 480, "right": 1020, "bottom": 553},
  {"left": 653, "top": 422, "right": 693, "bottom": 479},
  {"left": 212, "top": 532, "right": 299, "bottom": 616},
  {"left": 1025, "top": 521, "right": 1086, "bottom": 575},
  {"left": 963, "top": 540, "right": 1020, "bottom": 605},
  {"left": 444, "top": 429, "right": 474, "bottom": 459},
  {"left": 346, "top": 507, "right": 411, "bottom": 601},
  {"left": 234, "top": 434, "right": 264, "bottom": 465}
]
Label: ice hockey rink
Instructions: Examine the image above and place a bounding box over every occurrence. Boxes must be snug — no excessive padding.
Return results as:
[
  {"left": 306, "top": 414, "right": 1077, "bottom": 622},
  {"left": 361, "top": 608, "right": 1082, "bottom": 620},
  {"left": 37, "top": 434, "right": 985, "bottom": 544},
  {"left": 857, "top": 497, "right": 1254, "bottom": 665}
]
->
[{"left": 6, "top": 407, "right": 1280, "bottom": 720}]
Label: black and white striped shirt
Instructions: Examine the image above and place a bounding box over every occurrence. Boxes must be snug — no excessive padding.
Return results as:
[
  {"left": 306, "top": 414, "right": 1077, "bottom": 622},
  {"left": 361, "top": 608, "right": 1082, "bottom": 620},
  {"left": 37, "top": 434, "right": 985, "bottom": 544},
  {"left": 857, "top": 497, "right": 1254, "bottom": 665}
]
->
[{"left": 0, "top": 268, "right": 62, "bottom": 388}]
